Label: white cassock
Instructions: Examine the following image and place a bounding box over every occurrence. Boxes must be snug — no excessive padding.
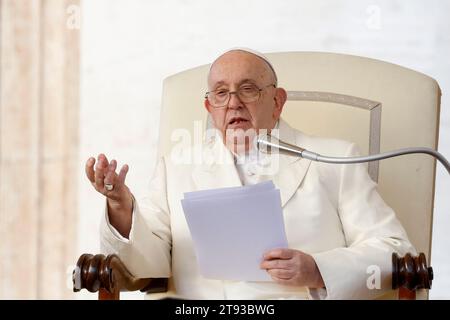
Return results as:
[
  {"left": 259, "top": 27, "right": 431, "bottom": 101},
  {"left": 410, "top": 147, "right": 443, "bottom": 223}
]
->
[{"left": 100, "top": 118, "right": 416, "bottom": 299}]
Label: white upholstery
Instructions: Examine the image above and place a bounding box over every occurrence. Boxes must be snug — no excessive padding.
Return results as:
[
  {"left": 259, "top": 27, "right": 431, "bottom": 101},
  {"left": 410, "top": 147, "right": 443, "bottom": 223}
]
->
[{"left": 158, "top": 52, "right": 441, "bottom": 297}]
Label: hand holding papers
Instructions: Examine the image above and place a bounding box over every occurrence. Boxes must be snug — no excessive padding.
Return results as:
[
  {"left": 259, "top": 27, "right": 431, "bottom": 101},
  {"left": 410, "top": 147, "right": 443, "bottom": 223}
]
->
[{"left": 181, "top": 181, "right": 288, "bottom": 281}]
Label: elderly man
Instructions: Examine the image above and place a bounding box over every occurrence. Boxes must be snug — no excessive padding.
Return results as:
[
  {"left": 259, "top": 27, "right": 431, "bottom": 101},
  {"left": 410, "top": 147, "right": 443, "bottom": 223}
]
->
[{"left": 85, "top": 48, "right": 415, "bottom": 299}]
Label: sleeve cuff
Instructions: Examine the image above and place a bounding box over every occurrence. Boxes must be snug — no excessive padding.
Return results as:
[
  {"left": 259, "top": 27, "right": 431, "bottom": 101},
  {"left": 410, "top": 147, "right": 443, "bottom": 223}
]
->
[
  {"left": 103, "top": 196, "right": 136, "bottom": 243},
  {"left": 307, "top": 287, "right": 328, "bottom": 300}
]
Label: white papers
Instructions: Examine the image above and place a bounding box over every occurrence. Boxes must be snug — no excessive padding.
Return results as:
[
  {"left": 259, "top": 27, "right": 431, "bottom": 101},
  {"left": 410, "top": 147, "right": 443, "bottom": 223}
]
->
[{"left": 181, "top": 181, "right": 288, "bottom": 281}]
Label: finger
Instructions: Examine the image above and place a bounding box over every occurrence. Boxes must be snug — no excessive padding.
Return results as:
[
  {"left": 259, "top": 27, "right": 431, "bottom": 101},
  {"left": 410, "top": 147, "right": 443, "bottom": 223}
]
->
[
  {"left": 260, "top": 259, "right": 291, "bottom": 270},
  {"left": 94, "top": 154, "right": 109, "bottom": 189},
  {"left": 267, "top": 268, "right": 293, "bottom": 280},
  {"left": 117, "top": 164, "right": 129, "bottom": 185},
  {"left": 104, "top": 160, "right": 117, "bottom": 186},
  {"left": 99, "top": 153, "right": 110, "bottom": 168},
  {"left": 263, "top": 248, "right": 294, "bottom": 260},
  {"left": 85, "top": 157, "right": 96, "bottom": 183}
]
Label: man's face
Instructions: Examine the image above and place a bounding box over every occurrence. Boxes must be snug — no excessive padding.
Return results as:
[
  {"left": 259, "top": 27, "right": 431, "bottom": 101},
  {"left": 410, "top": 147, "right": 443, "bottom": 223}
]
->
[{"left": 204, "top": 51, "right": 286, "bottom": 153}]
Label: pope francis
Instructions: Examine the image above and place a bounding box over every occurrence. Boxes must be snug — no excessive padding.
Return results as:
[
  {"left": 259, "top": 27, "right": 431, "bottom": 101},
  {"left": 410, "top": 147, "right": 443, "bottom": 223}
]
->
[{"left": 85, "top": 48, "right": 416, "bottom": 299}]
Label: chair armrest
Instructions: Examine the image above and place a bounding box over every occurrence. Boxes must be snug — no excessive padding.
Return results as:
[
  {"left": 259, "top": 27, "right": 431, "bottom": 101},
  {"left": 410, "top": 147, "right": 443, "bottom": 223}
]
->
[
  {"left": 392, "top": 252, "right": 433, "bottom": 300},
  {"left": 73, "top": 253, "right": 168, "bottom": 300}
]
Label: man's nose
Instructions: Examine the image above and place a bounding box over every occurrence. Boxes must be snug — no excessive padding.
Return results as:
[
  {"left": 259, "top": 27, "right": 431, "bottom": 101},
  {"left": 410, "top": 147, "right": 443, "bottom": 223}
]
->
[{"left": 227, "top": 92, "right": 243, "bottom": 109}]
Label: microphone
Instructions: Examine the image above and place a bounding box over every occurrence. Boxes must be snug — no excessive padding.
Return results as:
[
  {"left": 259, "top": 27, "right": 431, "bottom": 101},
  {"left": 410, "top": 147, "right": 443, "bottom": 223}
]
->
[{"left": 256, "top": 134, "right": 450, "bottom": 174}]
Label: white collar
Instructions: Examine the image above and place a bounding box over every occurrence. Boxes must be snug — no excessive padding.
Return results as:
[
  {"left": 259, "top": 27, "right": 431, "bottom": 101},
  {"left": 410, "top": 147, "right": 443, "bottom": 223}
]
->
[{"left": 234, "top": 120, "right": 280, "bottom": 166}]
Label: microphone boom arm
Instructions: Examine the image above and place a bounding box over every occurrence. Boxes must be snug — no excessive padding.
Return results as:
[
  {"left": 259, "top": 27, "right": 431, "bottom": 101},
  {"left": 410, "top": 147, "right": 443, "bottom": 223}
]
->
[
  {"left": 257, "top": 134, "right": 446, "bottom": 297},
  {"left": 257, "top": 135, "right": 450, "bottom": 175}
]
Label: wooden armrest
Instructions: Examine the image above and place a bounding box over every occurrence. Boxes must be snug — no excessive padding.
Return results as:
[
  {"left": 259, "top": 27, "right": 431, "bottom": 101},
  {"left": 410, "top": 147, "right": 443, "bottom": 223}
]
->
[
  {"left": 392, "top": 252, "right": 433, "bottom": 300},
  {"left": 72, "top": 253, "right": 168, "bottom": 300}
]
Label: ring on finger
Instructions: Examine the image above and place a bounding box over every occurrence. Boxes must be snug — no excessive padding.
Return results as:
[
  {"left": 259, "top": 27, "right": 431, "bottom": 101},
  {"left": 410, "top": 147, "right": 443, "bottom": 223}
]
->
[{"left": 105, "top": 183, "right": 114, "bottom": 191}]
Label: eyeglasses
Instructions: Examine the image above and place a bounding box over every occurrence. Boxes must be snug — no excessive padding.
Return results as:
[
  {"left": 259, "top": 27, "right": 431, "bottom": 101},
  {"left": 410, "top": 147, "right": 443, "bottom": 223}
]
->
[{"left": 205, "top": 83, "right": 276, "bottom": 108}]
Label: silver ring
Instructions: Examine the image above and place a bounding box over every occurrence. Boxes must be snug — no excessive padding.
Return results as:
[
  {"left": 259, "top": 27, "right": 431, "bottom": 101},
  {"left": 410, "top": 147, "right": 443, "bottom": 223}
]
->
[{"left": 105, "top": 184, "right": 114, "bottom": 191}]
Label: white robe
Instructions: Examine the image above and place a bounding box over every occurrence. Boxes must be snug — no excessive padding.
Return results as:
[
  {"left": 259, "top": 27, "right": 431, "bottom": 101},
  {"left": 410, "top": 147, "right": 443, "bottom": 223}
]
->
[{"left": 100, "top": 119, "right": 416, "bottom": 299}]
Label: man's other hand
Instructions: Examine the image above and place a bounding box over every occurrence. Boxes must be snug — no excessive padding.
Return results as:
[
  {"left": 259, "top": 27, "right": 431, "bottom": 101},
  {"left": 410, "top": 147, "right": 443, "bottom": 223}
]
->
[{"left": 260, "top": 248, "right": 325, "bottom": 289}]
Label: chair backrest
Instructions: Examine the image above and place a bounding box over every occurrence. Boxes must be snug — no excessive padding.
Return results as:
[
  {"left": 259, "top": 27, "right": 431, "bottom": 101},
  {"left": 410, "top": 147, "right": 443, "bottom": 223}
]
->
[{"left": 158, "top": 51, "right": 441, "bottom": 268}]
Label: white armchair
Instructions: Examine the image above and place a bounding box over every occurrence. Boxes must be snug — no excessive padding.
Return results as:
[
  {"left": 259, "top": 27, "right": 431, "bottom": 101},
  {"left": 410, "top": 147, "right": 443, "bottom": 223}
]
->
[{"left": 75, "top": 52, "right": 439, "bottom": 299}]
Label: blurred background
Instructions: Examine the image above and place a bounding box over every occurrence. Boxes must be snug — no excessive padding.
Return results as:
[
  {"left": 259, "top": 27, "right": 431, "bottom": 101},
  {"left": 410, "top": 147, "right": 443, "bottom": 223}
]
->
[{"left": 1, "top": 0, "right": 449, "bottom": 299}]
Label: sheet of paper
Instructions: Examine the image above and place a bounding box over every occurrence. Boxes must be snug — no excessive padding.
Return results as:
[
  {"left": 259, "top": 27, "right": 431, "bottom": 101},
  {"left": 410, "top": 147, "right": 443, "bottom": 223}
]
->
[
  {"left": 181, "top": 181, "right": 288, "bottom": 281},
  {"left": 183, "top": 180, "right": 275, "bottom": 199}
]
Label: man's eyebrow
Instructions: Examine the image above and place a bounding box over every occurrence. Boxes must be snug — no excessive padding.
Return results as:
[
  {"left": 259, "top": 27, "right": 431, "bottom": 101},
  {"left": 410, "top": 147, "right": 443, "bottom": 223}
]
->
[
  {"left": 238, "top": 79, "right": 257, "bottom": 85},
  {"left": 211, "top": 79, "right": 258, "bottom": 89},
  {"left": 211, "top": 81, "right": 226, "bottom": 89}
]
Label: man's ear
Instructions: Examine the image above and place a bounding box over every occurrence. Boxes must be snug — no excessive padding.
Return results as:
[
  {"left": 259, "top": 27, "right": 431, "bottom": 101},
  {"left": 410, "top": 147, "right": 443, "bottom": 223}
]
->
[
  {"left": 204, "top": 98, "right": 213, "bottom": 113},
  {"left": 273, "top": 87, "right": 287, "bottom": 118}
]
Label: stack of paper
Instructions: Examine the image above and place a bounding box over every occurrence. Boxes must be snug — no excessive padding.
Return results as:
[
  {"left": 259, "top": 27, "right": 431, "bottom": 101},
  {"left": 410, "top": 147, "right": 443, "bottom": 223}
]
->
[{"left": 181, "top": 181, "right": 288, "bottom": 282}]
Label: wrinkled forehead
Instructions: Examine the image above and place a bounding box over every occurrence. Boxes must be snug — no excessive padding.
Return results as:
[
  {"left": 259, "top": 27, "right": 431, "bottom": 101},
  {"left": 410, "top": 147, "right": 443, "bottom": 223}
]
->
[{"left": 208, "top": 50, "right": 277, "bottom": 88}]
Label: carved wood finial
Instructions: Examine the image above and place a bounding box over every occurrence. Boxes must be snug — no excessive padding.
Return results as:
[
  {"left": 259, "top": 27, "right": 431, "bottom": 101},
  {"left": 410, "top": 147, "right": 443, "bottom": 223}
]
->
[
  {"left": 73, "top": 253, "right": 167, "bottom": 299},
  {"left": 392, "top": 252, "right": 433, "bottom": 291},
  {"left": 73, "top": 253, "right": 115, "bottom": 293}
]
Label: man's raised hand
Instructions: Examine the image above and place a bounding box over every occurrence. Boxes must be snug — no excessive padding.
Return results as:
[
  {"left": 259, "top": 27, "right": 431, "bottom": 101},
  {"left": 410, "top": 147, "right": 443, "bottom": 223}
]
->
[{"left": 85, "top": 153, "right": 133, "bottom": 238}]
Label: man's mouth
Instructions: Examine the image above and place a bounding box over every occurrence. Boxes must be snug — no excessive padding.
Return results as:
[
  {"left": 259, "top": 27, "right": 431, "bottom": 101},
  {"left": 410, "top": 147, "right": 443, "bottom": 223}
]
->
[{"left": 228, "top": 117, "right": 249, "bottom": 126}]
